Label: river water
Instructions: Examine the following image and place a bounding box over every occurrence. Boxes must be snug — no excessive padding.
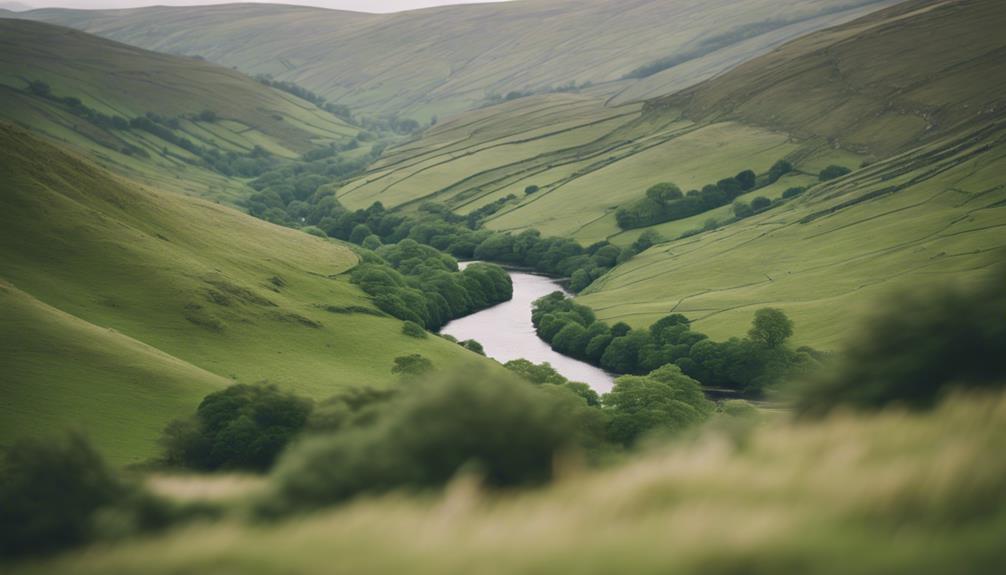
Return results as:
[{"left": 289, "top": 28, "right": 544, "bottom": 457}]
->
[{"left": 441, "top": 264, "right": 616, "bottom": 394}]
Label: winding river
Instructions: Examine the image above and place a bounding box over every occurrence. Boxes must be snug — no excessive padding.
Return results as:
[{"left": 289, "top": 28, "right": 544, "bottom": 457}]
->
[{"left": 442, "top": 263, "right": 616, "bottom": 394}]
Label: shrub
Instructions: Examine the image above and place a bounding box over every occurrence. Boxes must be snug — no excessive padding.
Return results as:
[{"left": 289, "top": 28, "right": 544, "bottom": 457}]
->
[
  {"left": 782, "top": 187, "right": 806, "bottom": 199},
  {"left": 197, "top": 109, "right": 217, "bottom": 122},
  {"left": 819, "top": 165, "right": 851, "bottom": 181},
  {"left": 524, "top": 185, "right": 540, "bottom": 195},
  {"left": 392, "top": 354, "right": 434, "bottom": 377},
  {"left": 750, "top": 196, "right": 772, "bottom": 213},
  {"left": 401, "top": 321, "right": 427, "bottom": 338},
  {"left": 268, "top": 368, "right": 607, "bottom": 511},
  {"left": 461, "top": 339, "right": 486, "bottom": 356},
  {"left": 160, "top": 383, "right": 313, "bottom": 472},
  {"left": 0, "top": 434, "right": 125, "bottom": 557},
  {"left": 796, "top": 265, "right": 1006, "bottom": 414},
  {"left": 733, "top": 201, "right": 754, "bottom": 219}
]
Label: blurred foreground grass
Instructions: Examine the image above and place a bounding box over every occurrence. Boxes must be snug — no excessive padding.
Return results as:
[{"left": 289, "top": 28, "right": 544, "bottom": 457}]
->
[{"left": 14, "top": 389, "right": 1006, "bottom": 574}]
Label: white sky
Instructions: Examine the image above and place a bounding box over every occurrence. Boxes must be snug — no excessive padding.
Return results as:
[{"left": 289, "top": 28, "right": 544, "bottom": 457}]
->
[{"left": 15, "top": 0, "right": 513, "bottom": 12}]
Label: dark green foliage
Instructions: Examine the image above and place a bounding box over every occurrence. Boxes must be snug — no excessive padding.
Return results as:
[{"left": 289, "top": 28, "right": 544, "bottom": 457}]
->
[
  {"left": 0, "top": 434, "right": 124, "bottom": 557},
  {"left": 796, "top": 265, "right": 1006, "bottom": 414},
  {"left": 160, "top": 383, "right": 313, "bottom": 472},
  {"left": 819, "top": 165, "right": 852, "bottom": 181},
  {"left": 533, "top": 295, "right": 816, "bottom": 396},
  {"left": 28, "top": 80, "right": 51, "bottom": 97},
  {"left": 401, "top": 320, "right": 428, "bottom": 338},
  {"left": 197, "top": 109, "right": 217, "bottom": 122},
  {"left": 767, "top": 160, "right": 793, "bottom": 184},
  {"left": 604, "top": 365, "right": 715, "bottom": 446},
  {"left": 524, "top": 185, "right": 540, "bottom": 195},
  {"left": 269, "top": 368, "right": 607, "bottom": 511},
  {"left": 392, "top": 354, "right": 434, "bottom": 377},
  {"left": 307, "top": 387, "right": 397, "bottom": 434},
  {"left": 733, "top": 200, "right": 754, "bottom": 219},
  {"left": 504, "top": 360, "right": 601, "bottom": 406},
  {"left": 461, "top": 340, "right": 486, "bottom": 356},
  {"left": 750, "top": 196, "right": 772, "bottom": 213},
  {"left": 616, "top": 162, "right": 788, "bottom": 230},
  {"left": 782, "top": 186, "right": 806, "bottom": 199},
  {"left": 748, "top": 308, "right": 793, "bottom": 347}
]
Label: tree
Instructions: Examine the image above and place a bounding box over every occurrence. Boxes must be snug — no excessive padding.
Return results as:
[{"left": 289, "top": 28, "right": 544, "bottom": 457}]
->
[
  {"left": 767, "top": 160, "right": 793, "bottom": 183},
  {"left": 735, "top": 169, "right": 757, "bottom": 190},
  {"left": 733, "top": 200, "right": 754, "bottom": 219},
  {"left": 160, "top": 383, "right": 313, "bottom": 472},
  {"left": 819, "top": 165, "right": 852, "bottom": 181},
  {"left": 645, "top": 182, "right": 683, "bottom": 204},
  {"left": 603, "top": 365, "right": 714, "bottom": 446},
  {"left": 401, "top": 321, "right": 427, "bottom": 339},
  {"left": 198, "top": 109, "right": 218, "bottom": 122},
  {"left": 524, "top": 185, "right": 540, "bottom": 195},
  {"left": 751, "top": 196, "right": 772, "bottom": 213},
  {"left": 748, "top": 308, "right": 793, "bottom": 348},
  {"left": 392, "top": 354, "right": 434, "bottom": 377},
  {"left": 349, "top": 223, "right": 373, "bottom": 245},
  {"left": 570, "top": 269, "right": 592, "bottom": 292},
  {"left": 782, "top": 187, "right": 805, "bottom": 199}
]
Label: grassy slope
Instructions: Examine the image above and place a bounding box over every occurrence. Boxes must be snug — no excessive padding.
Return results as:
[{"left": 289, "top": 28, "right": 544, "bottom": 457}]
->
[
  {"left": 0, "top": 19, "right": 356, "bottom": 201},
  {"left": 0, "top": 124, "right": 489, "bottom": 464},
  {"left": 337, "top": 0, "right": 1006, "bottom": 348},
  {"left": 13, "top": 390, "right": 1006, "bottom": 574},
  {"left": 19, "top": 0, "right": 895, "bottom": 121}
]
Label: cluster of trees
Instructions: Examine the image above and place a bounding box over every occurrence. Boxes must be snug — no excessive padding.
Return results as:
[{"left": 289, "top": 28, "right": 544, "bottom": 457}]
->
[
  {"left": 819, "top": 164, "right": 852, "bottom": 181},
  {"left": 533, "top": 293, "right": 819, "bottom": 396},
  {"left": 292, "top": 198, "right": 622, "bottom": 293},
  {"left": 254, "top": 74, "right": 352, "bottom": 121},
  {"left": 616, "top": 160, "right": 793, "bottom": 230},
  {"left": 25, "top": 80, "right": 281, "bottom": 177},
  {"left": 350, "top": 240, "right": 512, "bottom": 330}
]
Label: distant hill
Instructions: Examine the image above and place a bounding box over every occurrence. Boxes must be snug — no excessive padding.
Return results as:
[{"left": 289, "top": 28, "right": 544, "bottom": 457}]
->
[
  {"left": 0, "top": 18, "right": 357, "bottom": 202},
  {"left": 336, "top": 0, "right": 1006, "bottom": 348},
  {"left": 19, "top": 0, "right": 896, "bottom": 121},
  {"left": 0, "top": 124, "right": 486, "bottom": 464}
]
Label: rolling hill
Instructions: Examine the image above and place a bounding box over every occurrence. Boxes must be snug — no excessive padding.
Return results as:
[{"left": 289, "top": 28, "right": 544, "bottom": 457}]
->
[
  {"left": 19, "top": 0, "right": 896, "bottom": 121},
  {"left": 0, "top": 123, "right": 488, "bottom": 465},
  {"left": 0, "top": 18, "right": 357, "bottom": 202},
  {"left": 335, "top": 0, "right": 1006, "bottom": 348}
]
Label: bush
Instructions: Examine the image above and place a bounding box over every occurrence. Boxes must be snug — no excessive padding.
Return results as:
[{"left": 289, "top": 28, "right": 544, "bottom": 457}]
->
[
  {"left": 160, "top": 383, "right": 313, "bottom": 472},
  {"left": 197, "top": 110, "right": 218, "bottom": 122},
  {"left": 392, "top": 354, "right": 434, "bottom": 377},
  {"left": 401, "top": 321, "right": 427, "bottom": 338},
  {"left": 796, "top": 265, "right": 1006, "bottom": 414},
  {"left": 604, "top": 365, "right": 715, "bottom": 446},
  {"left": 0, "top": 434, "right": 125, "bottom": 558},
  {"left": 782, "top": 187, "right": 806, "bottom": 199},
  {"left": 524, "top": 185, "right": 540, "bottom": 195},
  {"left": 819, "top": 165, "right": 851, "bottom": 181},
  {"left": 268, "top": 367, "right": 607, "bottom": 512},
  {"left": 750, "top": 196, "right": 772, "bottom": 213}
]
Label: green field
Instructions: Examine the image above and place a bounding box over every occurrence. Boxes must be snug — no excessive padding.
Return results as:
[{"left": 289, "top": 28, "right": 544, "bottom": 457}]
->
[
  {"left": 329, "top": 0, "right": 1006, "bottom": 349},
  {"left": 0, "top": 124, "right": 491, "bottom": 465},
  {"left": 0, "top": 19, "right": 357, "bottom": 202},
  {"left": 18, "top": 0, "right": 896, "bottom": 121},
  {"left": 11, "top": 389, "right": 1006, "bottom": 574}
]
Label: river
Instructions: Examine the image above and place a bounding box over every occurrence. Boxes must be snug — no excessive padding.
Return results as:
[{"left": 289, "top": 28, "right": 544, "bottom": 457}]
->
[{"left": 441, "top": 263, "right": 616, "bottom": 394}]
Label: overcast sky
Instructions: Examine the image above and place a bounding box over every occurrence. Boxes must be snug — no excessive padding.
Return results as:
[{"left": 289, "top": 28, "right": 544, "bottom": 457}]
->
[{"left": 13, "top": 0, "right": 513, "bottom": 12}]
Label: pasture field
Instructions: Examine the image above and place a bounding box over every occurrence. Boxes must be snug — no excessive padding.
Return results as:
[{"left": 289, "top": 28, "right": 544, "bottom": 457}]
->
[{"left": 0, "top": 124, "right": 488, "bottom": 464}]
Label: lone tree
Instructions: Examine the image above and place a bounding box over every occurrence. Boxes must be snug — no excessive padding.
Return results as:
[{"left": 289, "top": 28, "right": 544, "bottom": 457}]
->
[
  {"left": 748, "top": 308, "right": 794, "bottom": 348},
  {"left": 392, "top": 354, "right": 434, "bottom": 377}
]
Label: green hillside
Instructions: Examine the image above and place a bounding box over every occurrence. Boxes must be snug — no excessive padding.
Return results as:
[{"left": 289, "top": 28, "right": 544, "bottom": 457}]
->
[
  {"left": 0, "top": 123, "right": 488, "bottom": 465},
  {"left": 20, "top": 0, "right": 895, "bottom": 121},
  {"left": 328, "top": 0, "right": 1006, "bottom": 348},
  {"left": 0, "top": 19, "right": 357, "bottom": 202}
]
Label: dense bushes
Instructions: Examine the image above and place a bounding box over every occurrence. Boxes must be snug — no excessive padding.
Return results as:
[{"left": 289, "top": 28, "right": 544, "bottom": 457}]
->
[
  {"left": 160, "top": 383, "right": 313, "bottom": 472},
  {"left": 796, "top": 264, "right": 1006, "bottom": 414},
  {"left": 533, "top": 293, "right": 818, "bottom": 396},
  {"left": 267, "top": 367, "right": 607, "bottom": 512},
  {"left": 350, "top": 241, "right": 512, "bottom": 330},
  {"left": 615, "top": 160, "right": 792, "bottom": 230},
  {"left": 819, "top": 165, "right": 852, "bottom": 181},
  {"left": 0, "top": 434, "right": 126, "bottom": 557},
  {"left": 604, "top": 365, "right": 715, "bottom": 446}
]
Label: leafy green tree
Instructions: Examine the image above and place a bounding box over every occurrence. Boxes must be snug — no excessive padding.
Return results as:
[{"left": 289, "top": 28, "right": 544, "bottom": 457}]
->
[
  {"left": 524, "top": 185, "right": 540, "bottom": 195},
  {"left": 782, "top": 187, "right": 805, "bottom": 199},
  {"left": 767, "top": 160, "right": 793, "bottom": 183},
  {"left": 751, "top": 196, "right": 772, "bottom": 212},
  {"left": 604, "top": 365, "right": 714, "bottom": 446},
  {"left": 819, "top": 165, "right": 852, "bottom": 181},
  {"left": 736, "top": 169, "right": 757, "bottom": 190},
  {"left": 552, "top": 322, "right": 589, "bottom": 357},
  {"left": 160, "top": 383, "right": 313, "bottom": 471},
  {"left": 462, "top": 340, "right": 486, "bottom": 355},
  {"left": 349, "top": 223, "right": 373, "bottom": 245},
  {"left": 570, "top": 268, "right": 592, "bottom": 292},
  {"left": 748, "top": 308, "right": 794, "bottom": 348},
  {"left": 733, "top": 200, "right": 754, "bottom": 219},
  {"left": 645, "top": 182, "right": 684, "bottom": 204},
  {"left": 401, "top": 321, "right": 427, "bottom": 338}
]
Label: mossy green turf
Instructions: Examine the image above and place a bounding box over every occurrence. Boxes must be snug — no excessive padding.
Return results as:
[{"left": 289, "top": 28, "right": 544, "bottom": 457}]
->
[
  {"left": 0, "top": 19, "right": 357, "bottom": 202},
  {"left": 20, "top": 0, "right": 894, "bottom": 121},
  {"left": 336, "top": 0, "right": 1006, "bottom": 349},
  {"left": 0, "top": 124, "right": 493, "bottom": 465}
]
